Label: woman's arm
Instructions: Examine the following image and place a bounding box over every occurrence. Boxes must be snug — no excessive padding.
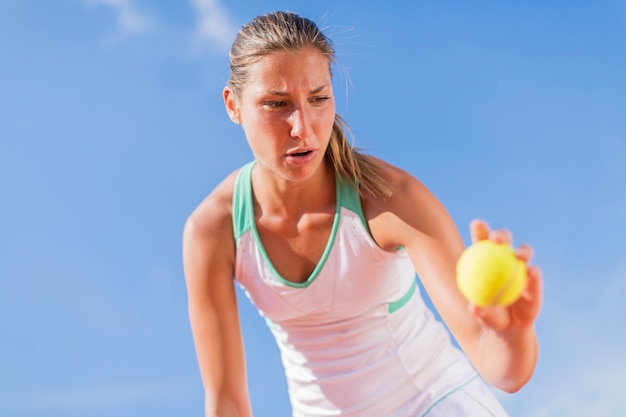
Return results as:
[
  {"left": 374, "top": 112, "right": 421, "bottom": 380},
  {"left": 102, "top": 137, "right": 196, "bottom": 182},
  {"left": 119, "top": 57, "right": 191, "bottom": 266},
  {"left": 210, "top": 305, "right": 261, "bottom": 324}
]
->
[
  {"left": 364, "top": 161, "right": 542, "bottom": 393},
  {"left": 463, "top": 219, "right": 542, "bottom": 392},
  {"left": 183, "top": 177, "right": 253, "bottom": 417}
]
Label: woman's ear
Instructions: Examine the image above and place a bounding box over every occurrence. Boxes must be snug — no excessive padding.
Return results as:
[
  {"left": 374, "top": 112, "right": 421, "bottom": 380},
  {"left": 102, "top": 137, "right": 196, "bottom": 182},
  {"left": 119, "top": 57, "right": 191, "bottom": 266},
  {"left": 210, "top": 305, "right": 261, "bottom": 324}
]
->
[{"left": 223, "top": 86, "right": 241, "bottom": 125}]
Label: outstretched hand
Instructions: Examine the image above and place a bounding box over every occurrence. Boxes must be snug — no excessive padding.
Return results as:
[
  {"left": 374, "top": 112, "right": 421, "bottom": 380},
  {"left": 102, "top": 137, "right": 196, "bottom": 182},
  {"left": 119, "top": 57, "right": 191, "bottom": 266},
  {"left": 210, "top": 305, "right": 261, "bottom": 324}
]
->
[{"left": 467, "top": 219, "right": 543, "bottom": 333}]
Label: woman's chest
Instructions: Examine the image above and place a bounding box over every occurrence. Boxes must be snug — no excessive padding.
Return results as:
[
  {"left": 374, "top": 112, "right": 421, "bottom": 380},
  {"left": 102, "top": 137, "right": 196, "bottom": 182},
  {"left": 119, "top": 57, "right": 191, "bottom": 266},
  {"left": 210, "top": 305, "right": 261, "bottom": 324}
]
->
[
  {"left": 235, "top": 210, "right": 416, "bottom": 322},
  {"left": 255, "top": 210, "right": 335, "bottom": 284}
]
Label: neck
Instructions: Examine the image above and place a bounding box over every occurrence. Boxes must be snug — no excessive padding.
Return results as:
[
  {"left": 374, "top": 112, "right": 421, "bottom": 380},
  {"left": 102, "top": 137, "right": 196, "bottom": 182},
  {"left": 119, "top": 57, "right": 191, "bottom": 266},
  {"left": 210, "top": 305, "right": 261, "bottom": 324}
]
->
[{"left": 251, "top": 162, "right": 336, "bottom": 217}]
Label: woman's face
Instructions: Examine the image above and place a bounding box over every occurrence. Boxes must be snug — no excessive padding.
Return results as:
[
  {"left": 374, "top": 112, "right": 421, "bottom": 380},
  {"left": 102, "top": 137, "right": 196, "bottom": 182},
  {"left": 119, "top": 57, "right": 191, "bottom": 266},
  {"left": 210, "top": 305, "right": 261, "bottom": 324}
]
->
[{"left": 225, "top": 47, "right": 336, "bottom": 184}]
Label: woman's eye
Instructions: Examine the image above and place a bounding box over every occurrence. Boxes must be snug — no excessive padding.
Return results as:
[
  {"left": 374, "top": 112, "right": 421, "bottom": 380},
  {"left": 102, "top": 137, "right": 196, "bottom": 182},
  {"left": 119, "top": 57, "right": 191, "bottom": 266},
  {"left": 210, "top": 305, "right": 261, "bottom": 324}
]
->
[
  {"left": 264, "top": 101, "right": 286, "bottom": 108},
  {"left": 312, "top": 96, "right": 330, "bottom": 104}
]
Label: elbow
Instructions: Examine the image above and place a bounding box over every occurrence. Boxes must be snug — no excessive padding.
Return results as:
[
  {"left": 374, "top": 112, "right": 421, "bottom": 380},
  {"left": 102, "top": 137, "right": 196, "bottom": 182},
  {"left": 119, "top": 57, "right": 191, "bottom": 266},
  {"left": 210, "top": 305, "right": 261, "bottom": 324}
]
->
[
  {"left": 493, "top": 370, "right": 533, "bottom": 394},
  {"left": 499, "top": 381, "right": 525, "bottom": 394}
]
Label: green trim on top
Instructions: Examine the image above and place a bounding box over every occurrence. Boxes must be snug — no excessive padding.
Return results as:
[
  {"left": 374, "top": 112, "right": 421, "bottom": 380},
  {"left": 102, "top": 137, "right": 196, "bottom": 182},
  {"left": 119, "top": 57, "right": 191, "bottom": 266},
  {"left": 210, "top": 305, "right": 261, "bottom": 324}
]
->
[
  {"left": 251, "top": 173, "right": 342, "bottom": 288},
  {"left": 234, "top": 161, "right": 349, "bottom": 289},
  {"left": 337, "top": 178, "right": 369, "bottom": 231},
  {"left": 388, "top": 279, "right": 417, "bottom": 313},
  {"left": 232, "top": 161, "right": 256, "bottom": 240}
]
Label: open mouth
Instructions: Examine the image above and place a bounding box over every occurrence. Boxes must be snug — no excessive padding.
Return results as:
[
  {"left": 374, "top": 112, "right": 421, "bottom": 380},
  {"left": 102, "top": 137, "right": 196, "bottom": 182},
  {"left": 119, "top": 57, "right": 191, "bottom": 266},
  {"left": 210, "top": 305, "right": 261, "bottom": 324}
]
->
[{"left": 289, "top": 150, "right": 312, "bottom": 157}]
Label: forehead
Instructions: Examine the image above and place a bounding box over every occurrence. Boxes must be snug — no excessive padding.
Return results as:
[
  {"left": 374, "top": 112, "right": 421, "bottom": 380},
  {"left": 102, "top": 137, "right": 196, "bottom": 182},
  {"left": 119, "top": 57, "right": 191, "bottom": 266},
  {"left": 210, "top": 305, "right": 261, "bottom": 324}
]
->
[{"left": 245, "top": 47, "right": 332, "bottom": 94}]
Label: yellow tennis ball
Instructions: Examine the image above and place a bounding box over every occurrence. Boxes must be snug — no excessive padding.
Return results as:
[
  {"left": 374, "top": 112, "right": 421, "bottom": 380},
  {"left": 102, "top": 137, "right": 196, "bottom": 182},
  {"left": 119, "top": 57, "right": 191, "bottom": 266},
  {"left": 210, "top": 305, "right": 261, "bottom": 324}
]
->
[{"left": 456, "top": 240, "right": 527, "bottom": 307}]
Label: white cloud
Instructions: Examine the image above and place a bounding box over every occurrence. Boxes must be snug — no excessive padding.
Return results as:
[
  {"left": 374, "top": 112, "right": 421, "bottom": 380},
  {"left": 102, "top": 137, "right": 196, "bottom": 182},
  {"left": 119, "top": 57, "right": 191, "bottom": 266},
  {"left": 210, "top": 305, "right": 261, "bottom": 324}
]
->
[
  {"left": 190, "top": 0, "right": 239, "bottom": 54},
  {"left": 87, "top": 0, "right": 153, "bottom": 46}
]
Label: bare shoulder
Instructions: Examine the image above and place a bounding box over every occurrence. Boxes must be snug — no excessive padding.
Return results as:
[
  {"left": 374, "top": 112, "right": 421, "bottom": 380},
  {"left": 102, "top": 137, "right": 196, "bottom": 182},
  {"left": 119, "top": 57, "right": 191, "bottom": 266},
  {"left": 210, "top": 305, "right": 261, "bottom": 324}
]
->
[
  {"left": 362, "top": 156, "right": 461, "bottom": 251},
  {"left": 186, "top": 171, "right": 238, "bottom": 234},
  {"left": 183, "top": 169, "right": 241, "bottom": 278},
  {"left": 362, "top": 156, "right": 436, "bottom": 220},
  {"left": 367, "top": 157, "right": 421, "bottom": 194}
]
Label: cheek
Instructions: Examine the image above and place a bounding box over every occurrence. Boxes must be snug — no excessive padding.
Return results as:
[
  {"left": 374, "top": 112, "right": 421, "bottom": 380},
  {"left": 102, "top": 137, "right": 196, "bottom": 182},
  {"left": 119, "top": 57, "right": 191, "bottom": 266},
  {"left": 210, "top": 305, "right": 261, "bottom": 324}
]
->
[
  {"left": 241, "top": 110, "right": 271, "bottom": 135},
  {"left": 318, "top": 108, "right": 336, "bottom": 139},
  {"left": 241, "top": 115, "right": 282, "bottom": 153}
]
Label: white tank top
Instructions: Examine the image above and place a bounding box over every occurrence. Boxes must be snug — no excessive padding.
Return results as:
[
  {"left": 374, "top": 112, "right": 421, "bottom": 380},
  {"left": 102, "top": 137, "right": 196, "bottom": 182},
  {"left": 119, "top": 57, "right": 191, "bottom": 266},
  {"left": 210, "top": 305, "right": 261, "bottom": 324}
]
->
[{"left": 232, "top": 161, "right": 479, "bottom": 416}]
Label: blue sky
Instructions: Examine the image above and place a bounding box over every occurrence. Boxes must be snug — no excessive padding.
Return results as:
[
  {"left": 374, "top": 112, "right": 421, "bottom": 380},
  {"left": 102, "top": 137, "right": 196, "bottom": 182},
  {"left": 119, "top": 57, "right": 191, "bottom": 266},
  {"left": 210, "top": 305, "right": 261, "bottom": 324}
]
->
[{"left": 1, "top": 1, "right": 625, "bottom": 416}]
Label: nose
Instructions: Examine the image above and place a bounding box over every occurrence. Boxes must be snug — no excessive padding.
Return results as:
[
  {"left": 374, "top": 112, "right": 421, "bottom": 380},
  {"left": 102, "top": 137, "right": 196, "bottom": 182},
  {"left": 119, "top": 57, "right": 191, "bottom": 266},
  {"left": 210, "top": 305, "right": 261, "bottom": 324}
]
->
[{"left": 289, "top": 107, "right": 313, "bottom": 140}]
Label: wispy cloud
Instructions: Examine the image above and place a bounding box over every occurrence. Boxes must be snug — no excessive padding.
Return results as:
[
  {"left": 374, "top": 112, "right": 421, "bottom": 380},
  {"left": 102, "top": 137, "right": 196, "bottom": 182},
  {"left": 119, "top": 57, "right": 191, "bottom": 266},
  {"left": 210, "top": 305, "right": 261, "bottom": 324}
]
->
[
  {"left": 189, "top": 0, "right": 239, "bottom": 54},
  {"left": 87, "top": 0, "right": 153, "bottom": 46}
]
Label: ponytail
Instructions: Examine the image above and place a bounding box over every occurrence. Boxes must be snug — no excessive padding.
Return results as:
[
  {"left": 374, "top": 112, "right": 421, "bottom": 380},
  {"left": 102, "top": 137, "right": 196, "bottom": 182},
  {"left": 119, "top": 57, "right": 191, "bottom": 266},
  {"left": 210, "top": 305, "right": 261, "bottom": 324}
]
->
[{"left": 325, "top": 115, "right": 392, "bottom": 199}]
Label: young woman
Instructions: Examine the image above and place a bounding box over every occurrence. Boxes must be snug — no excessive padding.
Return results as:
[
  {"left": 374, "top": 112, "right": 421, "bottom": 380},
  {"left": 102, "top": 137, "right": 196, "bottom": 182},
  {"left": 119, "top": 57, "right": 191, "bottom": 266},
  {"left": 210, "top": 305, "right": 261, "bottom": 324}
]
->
[{"left": 183, "top": 11, "right": 542, "bottom": 417}]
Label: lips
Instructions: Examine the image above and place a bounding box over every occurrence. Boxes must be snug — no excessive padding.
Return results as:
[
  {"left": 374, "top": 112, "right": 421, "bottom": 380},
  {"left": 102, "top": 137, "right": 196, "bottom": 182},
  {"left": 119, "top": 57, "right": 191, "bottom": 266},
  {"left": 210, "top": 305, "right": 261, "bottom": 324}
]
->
[
  {"left": 285, "top": 148, "right": 317, "bottom": 164},
  {"left": 289, "top": 150, "right": 312, "bottom": 157},
  {"left": 286, "top": 147, "right": 315, "bottom": 157}
]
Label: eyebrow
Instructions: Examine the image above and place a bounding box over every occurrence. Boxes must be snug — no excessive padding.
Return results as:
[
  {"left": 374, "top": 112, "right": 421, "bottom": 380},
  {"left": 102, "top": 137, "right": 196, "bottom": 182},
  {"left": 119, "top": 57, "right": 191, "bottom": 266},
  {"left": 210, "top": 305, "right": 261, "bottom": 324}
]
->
[{"left": 266, "top": 85, "right": 329, "bottom": 96}]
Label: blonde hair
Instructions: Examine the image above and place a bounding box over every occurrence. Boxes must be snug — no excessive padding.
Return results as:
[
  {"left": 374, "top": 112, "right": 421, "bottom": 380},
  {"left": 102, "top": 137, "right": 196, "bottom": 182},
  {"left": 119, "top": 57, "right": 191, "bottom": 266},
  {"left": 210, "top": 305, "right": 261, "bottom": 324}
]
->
[{"left": 228, "top": 11, "right": 392, "bottom": 199}]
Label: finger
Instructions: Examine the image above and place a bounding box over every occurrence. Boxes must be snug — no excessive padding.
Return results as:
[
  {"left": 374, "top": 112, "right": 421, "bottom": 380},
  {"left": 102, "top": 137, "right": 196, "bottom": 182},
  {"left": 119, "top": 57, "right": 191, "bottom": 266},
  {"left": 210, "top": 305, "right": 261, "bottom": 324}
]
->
[
  {"left": 515, "top": 244, "right": 534, "bottom": 264},
  {"left": 507, "top": 265, "right": 543, "bottom": 328},
  {"left": 470, "top": 219, "right": 490, "bottom": 243},
  {"left": 490, "top": 228, "right": 512, "bottom": 245},
  {"left": 523, "top": 265, "right": 543, "bottom": 303}
]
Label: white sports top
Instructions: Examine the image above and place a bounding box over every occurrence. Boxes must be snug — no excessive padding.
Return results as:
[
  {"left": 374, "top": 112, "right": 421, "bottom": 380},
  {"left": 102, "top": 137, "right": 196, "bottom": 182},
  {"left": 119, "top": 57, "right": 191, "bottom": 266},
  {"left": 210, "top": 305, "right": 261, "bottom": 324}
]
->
[{"left": 232, "top": 161, "right": 480, "bottom": 416}]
